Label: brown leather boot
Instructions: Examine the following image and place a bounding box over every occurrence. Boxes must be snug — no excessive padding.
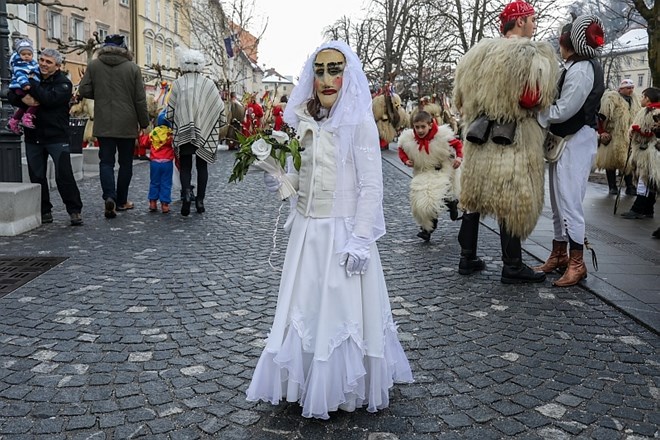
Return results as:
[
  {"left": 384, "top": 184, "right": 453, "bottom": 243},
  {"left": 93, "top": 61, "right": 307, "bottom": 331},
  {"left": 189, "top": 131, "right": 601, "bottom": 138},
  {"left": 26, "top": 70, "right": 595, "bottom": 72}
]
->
[
  {"left": 534, "top": 240, "right": 569, "bottom": 273},
  {"left": 553, "top": 249, "right": 586, "bottom": 287}
]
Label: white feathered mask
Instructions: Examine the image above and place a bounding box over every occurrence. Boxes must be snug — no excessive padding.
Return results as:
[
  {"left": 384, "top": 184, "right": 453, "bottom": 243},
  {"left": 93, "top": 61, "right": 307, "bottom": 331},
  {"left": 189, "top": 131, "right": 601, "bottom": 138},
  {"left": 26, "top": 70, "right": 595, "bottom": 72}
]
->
[{"left": 176, "top": 47, "right": 206, "bottom": 73}]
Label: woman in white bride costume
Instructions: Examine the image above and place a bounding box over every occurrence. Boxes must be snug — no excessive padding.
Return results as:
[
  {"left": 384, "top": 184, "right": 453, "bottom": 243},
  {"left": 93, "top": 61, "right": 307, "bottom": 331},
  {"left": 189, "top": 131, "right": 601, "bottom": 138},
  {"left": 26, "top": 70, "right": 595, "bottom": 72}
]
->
[{"left": 245, "top": 40, "right": 414, "bottom": 419}]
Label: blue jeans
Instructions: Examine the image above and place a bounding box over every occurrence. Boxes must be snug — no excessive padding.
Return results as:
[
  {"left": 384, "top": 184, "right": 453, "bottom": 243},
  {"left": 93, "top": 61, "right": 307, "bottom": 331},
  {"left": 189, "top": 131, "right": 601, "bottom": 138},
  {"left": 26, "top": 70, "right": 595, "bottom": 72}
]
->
[
  {"left": 97, "top": 137, "right": 135, "bottom": 205},
  {"left": 148, "top": 160, "right": 173, "bottom": 203},
  {"left": 25, "top": 142, "right": 83, "bottom": 215}
]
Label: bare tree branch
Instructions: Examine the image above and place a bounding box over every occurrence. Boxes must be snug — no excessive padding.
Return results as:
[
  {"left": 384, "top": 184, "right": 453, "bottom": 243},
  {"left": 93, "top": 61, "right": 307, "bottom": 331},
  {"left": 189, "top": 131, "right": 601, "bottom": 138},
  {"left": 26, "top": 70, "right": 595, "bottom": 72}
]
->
[{"left": 8, "top": 0, "right": 88, "bottom": 12}]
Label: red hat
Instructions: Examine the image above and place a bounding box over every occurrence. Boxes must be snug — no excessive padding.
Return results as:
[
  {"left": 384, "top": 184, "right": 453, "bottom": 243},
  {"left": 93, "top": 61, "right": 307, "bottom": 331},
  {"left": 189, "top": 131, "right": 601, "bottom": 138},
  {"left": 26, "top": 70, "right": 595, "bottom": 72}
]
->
[{"left": 499, "top": 1, "right": 535, "bottom": 33}]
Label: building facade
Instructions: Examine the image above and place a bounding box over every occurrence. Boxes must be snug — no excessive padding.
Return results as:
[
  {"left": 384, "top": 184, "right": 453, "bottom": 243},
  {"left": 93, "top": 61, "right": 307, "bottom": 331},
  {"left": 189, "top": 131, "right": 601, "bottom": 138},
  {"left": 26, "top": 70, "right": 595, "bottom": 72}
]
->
[
  {"left": 600, "top": 28, "right": 653, "bottom": 90},
  {"left": 8, "top": 0, "right": 133, "bottom": 85}
]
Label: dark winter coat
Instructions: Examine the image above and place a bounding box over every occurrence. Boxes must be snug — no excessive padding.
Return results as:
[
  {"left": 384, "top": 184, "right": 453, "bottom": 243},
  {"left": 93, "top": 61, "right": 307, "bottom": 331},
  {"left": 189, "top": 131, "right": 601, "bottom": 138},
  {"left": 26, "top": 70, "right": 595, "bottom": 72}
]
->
[
  {"left": 78, "top": 46, "right": 149, "bottom": 138},
  {"left": 8, "top": 69, "right": 72, "bottom": 144}
]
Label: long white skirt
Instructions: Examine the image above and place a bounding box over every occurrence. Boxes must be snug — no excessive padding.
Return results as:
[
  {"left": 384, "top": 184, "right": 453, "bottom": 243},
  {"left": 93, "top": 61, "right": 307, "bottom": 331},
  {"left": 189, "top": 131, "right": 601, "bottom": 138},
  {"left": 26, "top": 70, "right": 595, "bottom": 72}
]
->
[{"left": 246, "top": 212, "right": 414, "bottom": 420}]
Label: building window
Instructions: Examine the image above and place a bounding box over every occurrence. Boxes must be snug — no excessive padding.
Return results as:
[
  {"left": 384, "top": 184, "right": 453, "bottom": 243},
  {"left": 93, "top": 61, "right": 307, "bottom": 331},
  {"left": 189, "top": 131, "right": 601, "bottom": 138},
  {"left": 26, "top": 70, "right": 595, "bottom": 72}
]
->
[
  {"left": 174, "top": 5, "right": 179, "bottom": 33},
  {"left": 71, "top": 17, "right": 85, "bottom": 42},
  {"left": 47, "top": 11, "right": 62, "bottom": 40},
  {"left": 637, "top": 74, "right": 644, "bottom": 87},
  {"left": 165, "top": 0, "right": 170, "bottom": 28},
  {"left": 145, "top": 42, "right": 153, "bottom": 66},
  {"left": 120, "top": 32, "right": 130, "bottom": 50},
  {"left": 27, "top": 4, "right": 37, "bottom": 24},
  {"left": 97, "top": 26, "right": 109, "bottom": 42},
  {"left": 120, "top": 0, "right": 129, "bottom": 6},
  {"left": 155, "top": 0, "right": 161, "bottom": 23},
  {"left": 145, "top": 0, "right": 151, "bottom": 18}
]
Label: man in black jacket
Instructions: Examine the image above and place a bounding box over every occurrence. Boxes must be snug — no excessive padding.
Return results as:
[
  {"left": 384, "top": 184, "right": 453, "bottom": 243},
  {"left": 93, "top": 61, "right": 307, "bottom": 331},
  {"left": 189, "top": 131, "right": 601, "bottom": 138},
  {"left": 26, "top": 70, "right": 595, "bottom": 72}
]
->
[{"left": 8, "top": 48, "right": 83, "bottom": 226}]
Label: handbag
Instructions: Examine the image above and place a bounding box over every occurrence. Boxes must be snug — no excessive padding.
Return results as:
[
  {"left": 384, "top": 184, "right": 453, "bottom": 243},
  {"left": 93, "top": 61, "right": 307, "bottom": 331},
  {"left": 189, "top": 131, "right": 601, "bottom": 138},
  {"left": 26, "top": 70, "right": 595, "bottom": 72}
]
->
[{"left": 543, "top": 131, "right": 571, "bottom": 163}]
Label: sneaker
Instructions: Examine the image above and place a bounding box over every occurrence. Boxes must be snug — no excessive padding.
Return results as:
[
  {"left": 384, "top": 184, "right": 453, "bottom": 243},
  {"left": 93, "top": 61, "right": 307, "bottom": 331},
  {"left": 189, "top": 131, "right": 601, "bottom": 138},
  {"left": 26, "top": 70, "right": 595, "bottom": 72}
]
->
[
  {"left": 41, "top": 212, "right": 53, "bottom": 224},
  {"left": 652, "top": 227, "right": 660, "bottom": 239},
  {"left": 116, "top": 201, "right": 134, "bottom": 211},
  {"left": 69, "top": 212, "right": 83, "bottom": 226},
  {"left": 625, "top": 186, "right": 637, "bottom": 196},
  {"left": 608, "top": 187, "right": 619, "bottom": 195},
  {"left": 161, "top": 202, "right": 170, "bottom": 214},
  {"left": 7, "top": 117, "right": 21, "bottom": 134},
  {"left": 20, "top": 112, "right": 35, "bottom": 129},
  {"left": 149, "top": 200, "right": 157, "bottom": 212},
  {"left": 104, "top": 198, "right": 117, "bottom": 219}
]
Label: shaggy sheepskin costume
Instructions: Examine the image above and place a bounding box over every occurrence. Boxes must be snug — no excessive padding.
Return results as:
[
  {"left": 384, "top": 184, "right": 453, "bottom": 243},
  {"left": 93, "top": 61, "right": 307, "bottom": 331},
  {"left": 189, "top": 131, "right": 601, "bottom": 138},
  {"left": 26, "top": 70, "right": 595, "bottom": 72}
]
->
[
  {"left": 398, "top": 124, "right": 460, "bottom": 231},
  {"left": 595, "top": 90, "right": 641, "bottom": 171},
  {"left": 630, "top": 105, "right": 660, "bottom": 189},
  {"left": 453, "top": 36, "right": 558, "bottom": 239},
  {"left": 372, "top": 93, "right": 408, "bottom": 146}
]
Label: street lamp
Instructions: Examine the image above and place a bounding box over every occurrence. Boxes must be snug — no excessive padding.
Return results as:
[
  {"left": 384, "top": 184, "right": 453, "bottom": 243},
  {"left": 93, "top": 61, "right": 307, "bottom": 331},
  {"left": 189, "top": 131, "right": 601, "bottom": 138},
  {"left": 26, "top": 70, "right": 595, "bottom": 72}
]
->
[{"left": 0, "top": 0, "right": 22, "bottom": 182}]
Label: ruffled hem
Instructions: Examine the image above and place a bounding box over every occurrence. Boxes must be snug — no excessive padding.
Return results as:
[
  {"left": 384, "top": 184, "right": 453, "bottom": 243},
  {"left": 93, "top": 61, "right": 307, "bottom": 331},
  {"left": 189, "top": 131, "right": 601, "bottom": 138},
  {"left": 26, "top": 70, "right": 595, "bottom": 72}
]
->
[{"left": 246, "top": 323, "right": 413, "bottom": 420}]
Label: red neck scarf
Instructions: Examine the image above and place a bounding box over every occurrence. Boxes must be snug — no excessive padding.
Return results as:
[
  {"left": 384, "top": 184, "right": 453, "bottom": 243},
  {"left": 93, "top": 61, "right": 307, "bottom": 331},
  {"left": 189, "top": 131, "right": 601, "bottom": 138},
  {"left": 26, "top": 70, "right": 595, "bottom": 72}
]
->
[
  {"left": 647, "top": 102, "right": 660, "bottom": 110},
  {"left": 414, "top": 120, "right": 439, "bottom": 154}
]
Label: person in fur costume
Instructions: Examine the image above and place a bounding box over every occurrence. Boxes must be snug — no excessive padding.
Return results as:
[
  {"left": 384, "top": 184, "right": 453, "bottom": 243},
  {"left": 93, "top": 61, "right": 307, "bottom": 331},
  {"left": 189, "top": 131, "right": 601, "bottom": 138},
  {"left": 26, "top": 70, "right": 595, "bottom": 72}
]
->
[
  {"left": 398, "top": 110, "right": 462, "bottom": 241},
  {"left": 452, "top": 0, "right": 559, "bottom": 284},
  {"left": 166, "top": 48, "right": 225, "bottom": 216},
  {"left": 595, "top": 79, "right": 641, "bottom": 195},
  {"left": 620, "top": 87, "right": 660, "bottom": 222},
  {"left": 372, "top": 86, "right": 408, "bottom": 149},
  {"left": 536, "top": 15, "right": 606, "bottom": 287}
]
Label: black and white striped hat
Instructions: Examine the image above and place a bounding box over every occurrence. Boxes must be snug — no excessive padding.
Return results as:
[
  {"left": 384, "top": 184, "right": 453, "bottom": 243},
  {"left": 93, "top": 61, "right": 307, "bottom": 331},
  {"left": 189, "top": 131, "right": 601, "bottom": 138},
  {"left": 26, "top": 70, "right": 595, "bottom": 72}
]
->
[{"left": 563, "top": 15, "right": 605, "bottom": 59}]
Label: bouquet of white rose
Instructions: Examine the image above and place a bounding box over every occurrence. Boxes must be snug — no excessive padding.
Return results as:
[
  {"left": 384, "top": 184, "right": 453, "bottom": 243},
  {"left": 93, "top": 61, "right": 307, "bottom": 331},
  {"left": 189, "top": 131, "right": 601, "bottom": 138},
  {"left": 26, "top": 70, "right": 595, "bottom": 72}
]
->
[{"left": 228, "top": 129, "right": 302, "bottom": 200}]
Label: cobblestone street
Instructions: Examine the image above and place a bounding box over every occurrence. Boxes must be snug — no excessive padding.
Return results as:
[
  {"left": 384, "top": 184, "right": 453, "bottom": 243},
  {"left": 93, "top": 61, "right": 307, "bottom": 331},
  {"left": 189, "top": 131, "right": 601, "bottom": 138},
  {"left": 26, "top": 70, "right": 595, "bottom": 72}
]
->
[{"left": 0, "top": 151, "right": 658, "bottom": 439}]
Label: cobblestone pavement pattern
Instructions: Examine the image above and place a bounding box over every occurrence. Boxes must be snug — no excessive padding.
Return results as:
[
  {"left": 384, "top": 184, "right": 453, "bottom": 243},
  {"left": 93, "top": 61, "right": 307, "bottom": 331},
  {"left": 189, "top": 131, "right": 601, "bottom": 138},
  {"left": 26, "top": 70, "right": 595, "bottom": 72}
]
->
[{"left": 0, "top": 152, "right": 658, "bottom": 439}]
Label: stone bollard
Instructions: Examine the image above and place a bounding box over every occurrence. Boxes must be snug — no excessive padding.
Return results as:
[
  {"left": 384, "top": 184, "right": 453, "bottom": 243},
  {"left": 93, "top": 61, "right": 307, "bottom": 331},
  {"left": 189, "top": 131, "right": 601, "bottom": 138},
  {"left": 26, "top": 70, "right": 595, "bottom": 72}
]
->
[{"left": 0, "top": 182, "right": 41, "bottom": 236}]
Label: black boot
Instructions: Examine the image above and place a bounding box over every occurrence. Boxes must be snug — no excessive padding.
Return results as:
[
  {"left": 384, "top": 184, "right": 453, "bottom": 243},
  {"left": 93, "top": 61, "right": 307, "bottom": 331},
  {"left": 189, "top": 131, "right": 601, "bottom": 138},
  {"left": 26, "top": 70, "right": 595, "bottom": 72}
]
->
[
  {"left": 624, "top": 174, "right": 636, "bottom": 196},
  {"left": 181, "top": 187, "right": 193, "bottom": 216},
  {"left": 446, "top": 199, "right": 459, "bottom": 221},
  {"left": 195, "top": 198, "right": 205, "bottom": 214},
  {"left": 500, "top": 224, "right": 546, "bottom": 284},
  {"left": 458, "top": 213, "right": 486, "bottom": 275},
  {"left": 606, "top": 169, "right": 618, "bottom": 195}
]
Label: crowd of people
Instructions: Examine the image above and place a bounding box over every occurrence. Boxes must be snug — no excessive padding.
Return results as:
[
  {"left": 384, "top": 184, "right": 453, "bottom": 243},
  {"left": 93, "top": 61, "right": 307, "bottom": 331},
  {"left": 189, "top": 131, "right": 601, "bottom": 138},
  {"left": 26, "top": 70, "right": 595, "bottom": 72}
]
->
[{"left": 7, "top": 0, "right": 658, "bottom": 421}]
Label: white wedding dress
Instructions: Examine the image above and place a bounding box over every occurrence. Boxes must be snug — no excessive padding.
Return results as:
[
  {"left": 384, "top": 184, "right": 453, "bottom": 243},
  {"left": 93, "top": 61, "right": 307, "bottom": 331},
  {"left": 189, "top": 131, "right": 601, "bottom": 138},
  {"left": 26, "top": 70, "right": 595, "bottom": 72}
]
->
[{"left": 246, "top": 212, "right": 414, "bottom": 419}]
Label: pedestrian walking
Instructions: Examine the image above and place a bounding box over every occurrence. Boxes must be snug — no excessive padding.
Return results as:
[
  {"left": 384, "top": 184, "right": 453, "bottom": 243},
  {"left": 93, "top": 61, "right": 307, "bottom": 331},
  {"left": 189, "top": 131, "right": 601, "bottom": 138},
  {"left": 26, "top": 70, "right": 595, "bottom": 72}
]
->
[
  {"left": 452, "top": 0, "right": 558, "bottom": 283},
  {"left": 148, "top": 110, "right": 175, "bottom": 214},
  {"left": 165, "top": 48, "right": 225, "bottom": 216},
  {"left": 78, "top": 34, "right": 150, "bottom": 219},
  {"left": 536, "top": 15, "right": 606, "bottom": 286},
  {"left": 8, "top": 48, "right": 83, "bottom": 226},
  {"left": 246, "top": 40, "right": 413, "bottom": 419},
  {"left": 397, "top": 110, "right": 462, "bottom": 241}
]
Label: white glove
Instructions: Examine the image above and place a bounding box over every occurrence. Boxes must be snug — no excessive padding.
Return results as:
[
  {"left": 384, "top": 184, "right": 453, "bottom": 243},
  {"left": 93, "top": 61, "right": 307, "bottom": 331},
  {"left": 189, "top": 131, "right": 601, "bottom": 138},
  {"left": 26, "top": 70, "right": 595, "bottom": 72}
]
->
[
  {"left": 263, "top": 172, "right": 281, "bottom": 193},
  {"left": 339, "top": 234, "right": 372, "bottom": 277}
]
